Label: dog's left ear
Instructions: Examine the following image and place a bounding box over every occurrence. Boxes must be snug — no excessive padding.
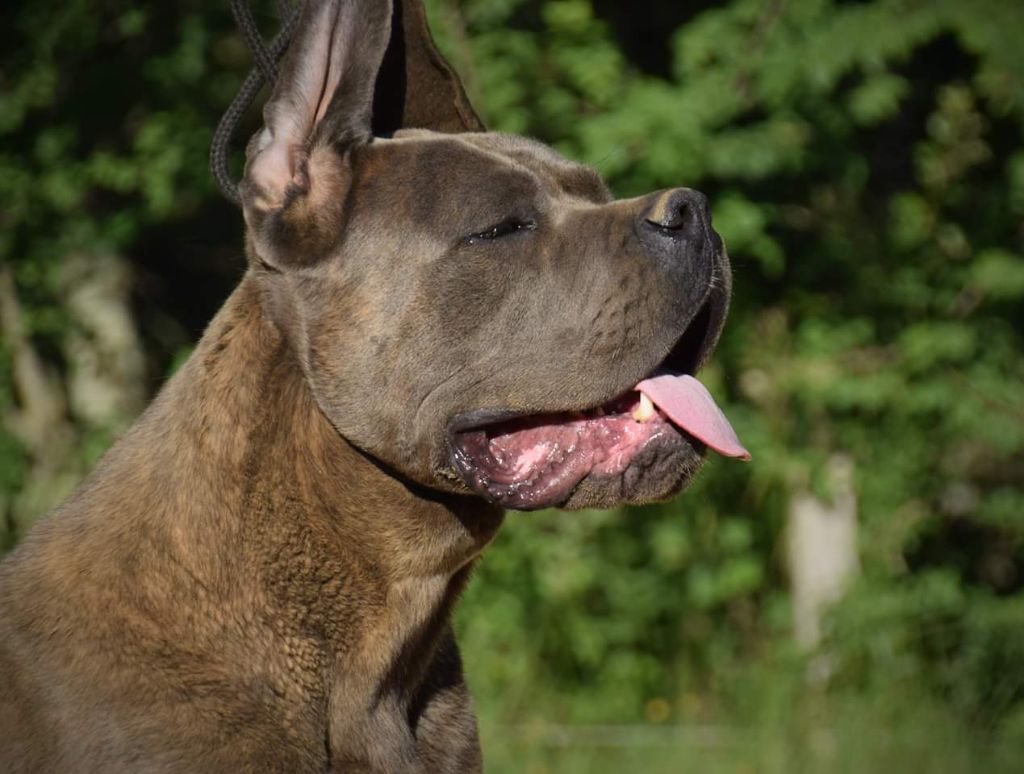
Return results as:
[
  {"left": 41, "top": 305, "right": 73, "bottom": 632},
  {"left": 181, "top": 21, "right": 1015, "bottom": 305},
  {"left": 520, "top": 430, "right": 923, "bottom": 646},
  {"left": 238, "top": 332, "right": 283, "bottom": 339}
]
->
[
  {"left": 243, "top": 0, "right": 481, "bottom": 268},
  {"left": 372, "top": 0, "right": 484, "bottom": 134},
  {"left": 242, "top": 0, "right": 392, "bottom": 266}
]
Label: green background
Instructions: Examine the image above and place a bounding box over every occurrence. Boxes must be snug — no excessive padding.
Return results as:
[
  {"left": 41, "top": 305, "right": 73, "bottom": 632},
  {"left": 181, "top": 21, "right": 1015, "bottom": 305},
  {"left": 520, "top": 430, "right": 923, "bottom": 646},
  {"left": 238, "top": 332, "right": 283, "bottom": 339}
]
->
[{"left": 2, "top": 1, "right": 1023, "bottom": 771}]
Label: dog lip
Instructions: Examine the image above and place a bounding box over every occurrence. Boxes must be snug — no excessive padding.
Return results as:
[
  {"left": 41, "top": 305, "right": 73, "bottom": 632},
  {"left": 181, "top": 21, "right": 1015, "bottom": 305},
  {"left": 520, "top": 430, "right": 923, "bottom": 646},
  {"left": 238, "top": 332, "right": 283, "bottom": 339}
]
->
[
  {"left": 448, "top": 407, "right": 531, "bottom": 435},
  {"left": 445, "top": 406, "right": 707, "bottom": 511},
  {"left": 663, "top": 284, "right": 729, "bottom": 378}
]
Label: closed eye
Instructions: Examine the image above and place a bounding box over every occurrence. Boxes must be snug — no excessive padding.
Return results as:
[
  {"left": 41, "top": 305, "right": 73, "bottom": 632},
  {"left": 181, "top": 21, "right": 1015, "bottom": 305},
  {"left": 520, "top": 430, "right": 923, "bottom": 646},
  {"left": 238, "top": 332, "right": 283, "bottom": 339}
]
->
[{"left": 465, "top": 217, "right": 536, "bottom": 244}]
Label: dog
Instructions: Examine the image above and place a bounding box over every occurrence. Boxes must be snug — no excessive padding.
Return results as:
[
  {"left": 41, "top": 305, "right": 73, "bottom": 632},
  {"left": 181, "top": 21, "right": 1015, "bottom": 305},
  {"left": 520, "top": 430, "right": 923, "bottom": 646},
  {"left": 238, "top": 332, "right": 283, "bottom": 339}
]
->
[{"left": 0, "top": 0, "right": 748, "bottom": 770}]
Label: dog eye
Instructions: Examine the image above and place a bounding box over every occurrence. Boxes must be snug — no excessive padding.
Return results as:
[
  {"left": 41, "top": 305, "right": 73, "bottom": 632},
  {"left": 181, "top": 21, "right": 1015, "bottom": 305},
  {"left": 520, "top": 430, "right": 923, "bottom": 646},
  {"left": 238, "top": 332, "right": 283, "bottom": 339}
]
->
[{"left": 466, "top": 218, "right": 535, "bottom": 243}]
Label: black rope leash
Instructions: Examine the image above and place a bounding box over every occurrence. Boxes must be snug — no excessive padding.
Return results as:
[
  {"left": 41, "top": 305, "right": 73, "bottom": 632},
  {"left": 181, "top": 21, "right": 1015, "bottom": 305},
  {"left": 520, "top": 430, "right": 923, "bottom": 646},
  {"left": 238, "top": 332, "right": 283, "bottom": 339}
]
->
[{"left": 210, "top": 0, "right": 299, "bottom": 205}]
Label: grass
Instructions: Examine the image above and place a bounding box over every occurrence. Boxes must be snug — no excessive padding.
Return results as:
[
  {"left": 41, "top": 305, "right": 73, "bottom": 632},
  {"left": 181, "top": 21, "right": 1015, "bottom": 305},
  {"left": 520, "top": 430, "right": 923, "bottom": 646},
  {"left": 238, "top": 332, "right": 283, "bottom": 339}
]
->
[{"left": 475, "top": 676, "right": 1024, "bottom": 774}]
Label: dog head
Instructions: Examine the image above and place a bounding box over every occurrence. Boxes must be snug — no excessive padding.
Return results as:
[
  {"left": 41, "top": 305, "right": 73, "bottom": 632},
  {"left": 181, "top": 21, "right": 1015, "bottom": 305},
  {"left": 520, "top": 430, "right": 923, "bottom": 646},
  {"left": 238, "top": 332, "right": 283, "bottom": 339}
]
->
[{"left": 240, "top": 0, "right": 748, "bottom": 511}]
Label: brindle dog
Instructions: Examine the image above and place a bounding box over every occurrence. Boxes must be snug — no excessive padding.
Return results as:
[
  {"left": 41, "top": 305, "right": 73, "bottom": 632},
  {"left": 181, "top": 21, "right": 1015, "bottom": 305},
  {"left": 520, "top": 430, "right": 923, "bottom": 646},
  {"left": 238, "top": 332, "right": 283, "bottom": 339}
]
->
[{"left": 0, "top": 0, "right": 747, "bottom": 771}]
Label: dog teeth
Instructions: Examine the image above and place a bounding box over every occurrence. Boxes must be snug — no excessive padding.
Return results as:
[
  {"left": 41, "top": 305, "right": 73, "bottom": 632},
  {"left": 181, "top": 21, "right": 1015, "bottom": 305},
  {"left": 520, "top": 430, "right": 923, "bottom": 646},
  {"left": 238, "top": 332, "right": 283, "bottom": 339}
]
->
[{"left": 633, "top": 393, "right": 655, "bottom": 422}]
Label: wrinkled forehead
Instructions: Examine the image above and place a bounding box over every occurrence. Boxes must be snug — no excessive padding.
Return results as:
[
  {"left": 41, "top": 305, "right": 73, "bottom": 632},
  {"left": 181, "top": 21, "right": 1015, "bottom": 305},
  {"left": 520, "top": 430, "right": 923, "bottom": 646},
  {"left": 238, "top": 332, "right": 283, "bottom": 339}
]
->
[{"left": 381, "top": 129, "right": 612, "bottom": 203}]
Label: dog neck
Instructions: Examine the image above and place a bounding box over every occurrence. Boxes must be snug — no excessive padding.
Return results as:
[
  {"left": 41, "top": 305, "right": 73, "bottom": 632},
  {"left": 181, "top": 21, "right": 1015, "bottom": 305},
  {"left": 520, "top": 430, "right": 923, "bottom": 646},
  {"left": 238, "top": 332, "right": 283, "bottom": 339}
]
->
[{"left": 86, "top": 274, "right": 502, "bottom": 714}]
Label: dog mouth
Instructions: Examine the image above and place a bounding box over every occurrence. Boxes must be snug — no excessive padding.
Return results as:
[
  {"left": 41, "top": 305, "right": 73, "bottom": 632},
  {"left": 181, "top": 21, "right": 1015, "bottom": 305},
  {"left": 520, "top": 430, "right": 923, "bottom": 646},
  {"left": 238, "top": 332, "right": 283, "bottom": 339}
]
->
[{"left": 448, "top": 299, "right": 750, "bottom": 510}]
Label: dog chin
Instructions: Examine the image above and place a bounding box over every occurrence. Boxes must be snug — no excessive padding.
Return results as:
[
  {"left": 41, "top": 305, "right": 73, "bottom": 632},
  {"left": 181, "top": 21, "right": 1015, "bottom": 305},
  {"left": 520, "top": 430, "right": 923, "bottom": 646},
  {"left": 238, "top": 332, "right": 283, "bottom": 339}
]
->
[{"left": 558, "top": 438, "right": 705, "bottom": 511}]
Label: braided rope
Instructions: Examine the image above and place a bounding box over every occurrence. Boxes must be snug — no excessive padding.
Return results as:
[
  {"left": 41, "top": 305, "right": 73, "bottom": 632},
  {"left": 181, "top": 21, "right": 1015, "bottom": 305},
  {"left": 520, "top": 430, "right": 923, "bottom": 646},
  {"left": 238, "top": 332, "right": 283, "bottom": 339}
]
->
[
  {"left": 210, "top": 1, "right": 299, "bottom": 205},
  {"left": 230, "top": 0, "right": 280, "bottom": 84}
]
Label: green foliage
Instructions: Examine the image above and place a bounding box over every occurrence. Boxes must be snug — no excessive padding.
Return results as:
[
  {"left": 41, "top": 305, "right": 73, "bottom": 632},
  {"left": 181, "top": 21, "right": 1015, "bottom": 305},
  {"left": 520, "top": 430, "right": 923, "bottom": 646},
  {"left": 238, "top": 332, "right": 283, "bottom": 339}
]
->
[{"left": 4, "top": 0, "right": 1024, "bottom": 768}]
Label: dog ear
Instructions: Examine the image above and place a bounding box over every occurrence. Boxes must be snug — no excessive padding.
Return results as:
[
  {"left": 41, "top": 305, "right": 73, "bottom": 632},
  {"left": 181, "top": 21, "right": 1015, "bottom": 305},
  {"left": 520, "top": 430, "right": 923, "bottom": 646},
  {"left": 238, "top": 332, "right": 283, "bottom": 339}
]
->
[
  {"left": 372, "top": 0, "right": 484, "bottom": 134},
  {"left": 241, "top": 0, "right": 394, "bottom": 265},
  {"left": 241, "top": 0, "right": 483, "bottom": 268}
]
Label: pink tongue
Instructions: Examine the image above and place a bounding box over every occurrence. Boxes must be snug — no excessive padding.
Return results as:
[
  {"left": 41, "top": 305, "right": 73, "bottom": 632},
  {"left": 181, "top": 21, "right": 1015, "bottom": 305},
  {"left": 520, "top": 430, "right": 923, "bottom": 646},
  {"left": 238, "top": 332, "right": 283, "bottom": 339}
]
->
[{"left": 636, "top": 374, "right": 751, "bottom": 460}]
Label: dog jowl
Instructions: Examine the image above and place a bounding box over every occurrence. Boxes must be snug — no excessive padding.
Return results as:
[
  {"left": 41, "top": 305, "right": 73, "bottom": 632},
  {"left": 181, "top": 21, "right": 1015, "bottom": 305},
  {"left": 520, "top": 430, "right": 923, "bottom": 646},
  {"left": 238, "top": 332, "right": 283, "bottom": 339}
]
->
[{"left": 0, "top": 0, "right": 748, "bottom": 771}]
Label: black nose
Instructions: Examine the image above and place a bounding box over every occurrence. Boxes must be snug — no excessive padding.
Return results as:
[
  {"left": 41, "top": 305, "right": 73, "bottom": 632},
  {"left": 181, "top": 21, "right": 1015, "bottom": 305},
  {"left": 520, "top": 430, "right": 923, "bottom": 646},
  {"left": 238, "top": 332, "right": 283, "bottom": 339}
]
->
[{"left": 641, "top": 188, "right": 711, "bottom": 239}]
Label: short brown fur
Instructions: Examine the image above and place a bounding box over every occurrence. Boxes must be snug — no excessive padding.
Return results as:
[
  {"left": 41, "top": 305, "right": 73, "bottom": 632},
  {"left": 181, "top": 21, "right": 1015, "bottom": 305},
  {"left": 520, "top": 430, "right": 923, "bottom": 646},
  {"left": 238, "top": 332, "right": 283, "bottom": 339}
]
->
[{"left": 0, "top": 280, "right": 501, "bottom": 771}]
